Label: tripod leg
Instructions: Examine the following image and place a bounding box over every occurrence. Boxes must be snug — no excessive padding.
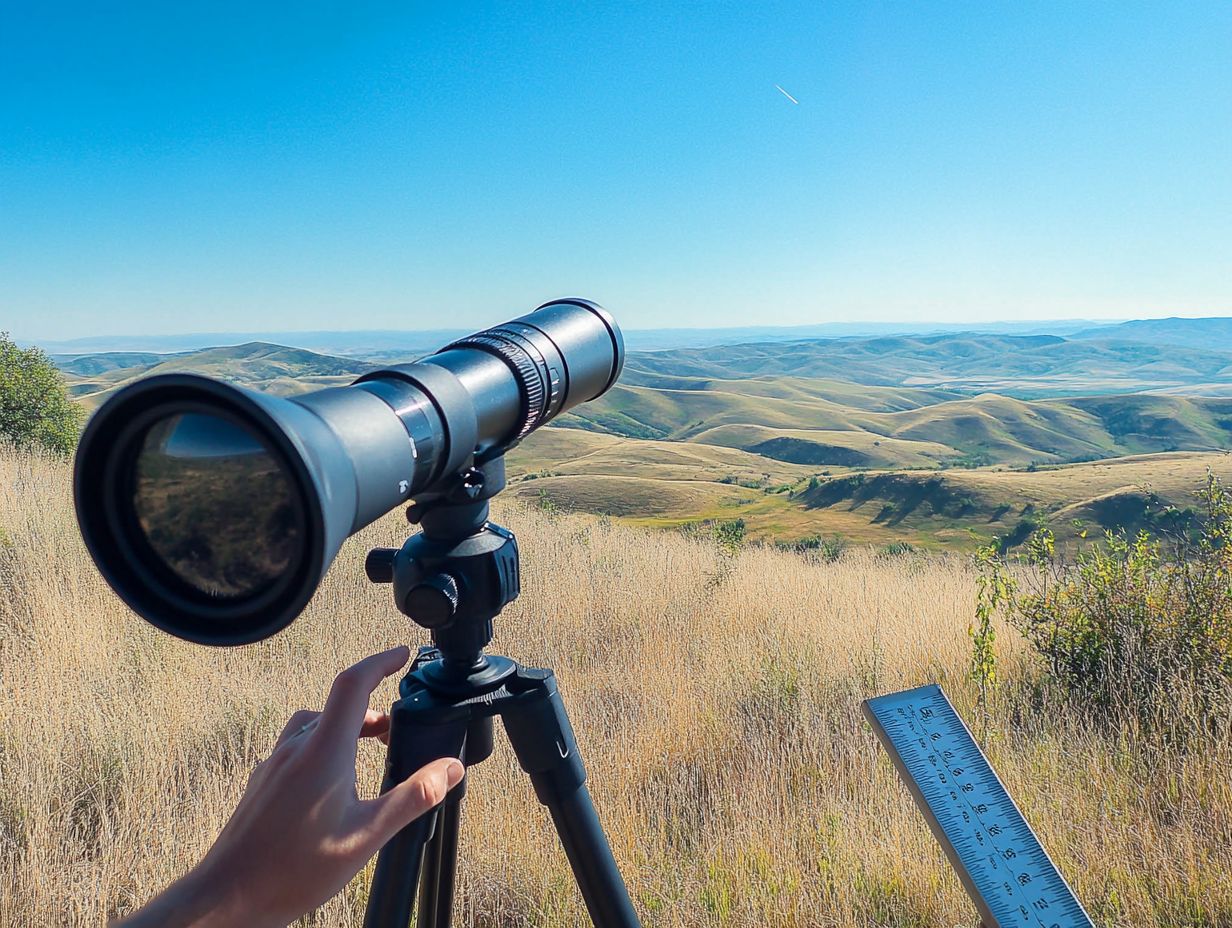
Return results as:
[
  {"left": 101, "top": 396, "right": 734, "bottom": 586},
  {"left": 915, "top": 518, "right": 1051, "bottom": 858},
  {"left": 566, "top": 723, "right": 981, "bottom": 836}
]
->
[
  {"left": 415, "top": 797, "right": 445, "bottom": 928},
  {"left": 433, "top": 784, "right": 464, "bottom": 928},
  {"left": 416, "top": 778, "right": 465, "bottom": 928},
  {"left": 542, "top": 783, "right": 641, "bottom": 928},
  {"left": 363, "top": 700, "right": 468, "bottom": 928},
  {"left": 502, "top": 671, "right": 642, "bottom": 928}
]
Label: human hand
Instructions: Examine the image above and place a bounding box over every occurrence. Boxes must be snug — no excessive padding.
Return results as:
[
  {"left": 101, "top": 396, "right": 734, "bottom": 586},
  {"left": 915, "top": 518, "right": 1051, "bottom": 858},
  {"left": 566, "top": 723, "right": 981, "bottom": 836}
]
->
[{"left": 113, "top": 646, "right": 464, "bottom": 928}]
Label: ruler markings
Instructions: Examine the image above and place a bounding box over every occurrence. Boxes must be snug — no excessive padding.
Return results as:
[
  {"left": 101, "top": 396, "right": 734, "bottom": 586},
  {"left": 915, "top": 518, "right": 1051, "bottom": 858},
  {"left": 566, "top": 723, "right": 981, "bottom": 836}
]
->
[{"left": 862, "top": 685, "right": 1094, "bottom": 928}]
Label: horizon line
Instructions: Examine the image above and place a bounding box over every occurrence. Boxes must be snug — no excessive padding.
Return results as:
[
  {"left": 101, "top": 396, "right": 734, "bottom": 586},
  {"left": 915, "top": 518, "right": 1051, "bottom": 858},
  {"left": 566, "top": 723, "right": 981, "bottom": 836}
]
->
[{"left": 18, "top": 316, "right": 1159, "bottom": 347}]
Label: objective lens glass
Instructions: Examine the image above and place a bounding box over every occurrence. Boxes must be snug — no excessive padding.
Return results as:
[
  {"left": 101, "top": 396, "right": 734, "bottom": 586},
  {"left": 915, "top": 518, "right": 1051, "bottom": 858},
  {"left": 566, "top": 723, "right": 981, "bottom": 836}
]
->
[{"left": 131, "top": 412, "right": 304, "bottom": 600}]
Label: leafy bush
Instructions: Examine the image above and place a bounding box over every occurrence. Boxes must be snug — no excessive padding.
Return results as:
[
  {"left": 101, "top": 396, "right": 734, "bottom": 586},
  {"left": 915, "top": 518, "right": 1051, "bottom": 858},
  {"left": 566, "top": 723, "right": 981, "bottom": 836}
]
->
[
  {"left": 0, "top": 333, "right": 83, "bottom": 456},
  {"left": 945, "top": 451, "right": 995, "bottom": 469},
  {"left": 681, "top": 518, "right": 747, "bottom": 556},
  {"left": 519, "top": 468, "right": 561, "bottom": 481},
  {"left": 712, "top": 518, "right": 746, "bottom": 554},
  {"left": 970, "top": 544, "right": 1011, "bottom": 732},
  {"left": 535, "top": 487, "right": 559, "bottom": 515},
  {"left": 878, "top": 541, "right": 916, "bottom": 558},
  {"left": 775, "top": 534, "right": 845, "bottom": 562},
  {"left": 983, "top": 471, "right": 1232, "bottom": 738}
]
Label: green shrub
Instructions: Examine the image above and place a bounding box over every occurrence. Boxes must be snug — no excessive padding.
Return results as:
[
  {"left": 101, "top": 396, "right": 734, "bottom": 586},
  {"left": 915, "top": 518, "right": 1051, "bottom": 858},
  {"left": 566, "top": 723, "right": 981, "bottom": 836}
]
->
[
  {"left": 681, "top": 518, "right": 748, "bottom": 557},
  {"left": 713, "top": 518, "right": 746, "bottom": 554},
  {"left": 535, "top": 488, "right": 559, "bottom": 515},
  {"left": 986, "top": 471, "right": 1232, "bottom": 737},
  {"left": 775, "top": 534, "right": 845, "bottom": 562},
  {"left": 878, "top": 541, "right": 915, "bottom": 558},
  {"left": 970, "top": 543, "right": 1010, "bottom": 737}
]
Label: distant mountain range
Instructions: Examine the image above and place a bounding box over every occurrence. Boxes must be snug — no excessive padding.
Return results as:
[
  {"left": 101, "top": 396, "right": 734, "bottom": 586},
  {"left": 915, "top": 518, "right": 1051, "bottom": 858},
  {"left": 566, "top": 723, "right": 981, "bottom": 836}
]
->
[
  {"left": 618, "top": 331, "right": 1232, "bottom": 397},
  {"left": 29, "top": 317, "right": 1119, "bottom": 356},
  {"left": 50, "top": 314, "right": 1232, "bottom": 551},
  {"left": 57, "top": 325, "right": 1232, "bottom": 472},
  {"left": 42, "top": 329, "right": 471, "bottom": 360},
  {"left": 57, "top": 343, "right": 371, "bottom": 407},
  {"left": 32, "top": 314, "right": 1232, "bottom": 357},
  {"left": 1070, "top": 316, "right": 1232, "bottom": 349}
]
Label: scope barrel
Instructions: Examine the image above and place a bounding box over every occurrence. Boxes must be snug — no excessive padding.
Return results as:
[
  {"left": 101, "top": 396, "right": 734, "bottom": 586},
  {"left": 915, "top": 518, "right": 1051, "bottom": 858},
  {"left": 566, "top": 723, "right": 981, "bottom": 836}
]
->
[{"left": 73, "top": 298, "right": 623, "bottom": 645}]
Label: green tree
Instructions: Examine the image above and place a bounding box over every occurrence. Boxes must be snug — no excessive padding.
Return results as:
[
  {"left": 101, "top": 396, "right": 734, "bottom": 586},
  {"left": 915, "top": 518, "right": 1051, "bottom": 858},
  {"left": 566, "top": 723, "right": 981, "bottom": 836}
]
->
[{"left": 0, "top": 332, "right": 83, "bottom": 455}]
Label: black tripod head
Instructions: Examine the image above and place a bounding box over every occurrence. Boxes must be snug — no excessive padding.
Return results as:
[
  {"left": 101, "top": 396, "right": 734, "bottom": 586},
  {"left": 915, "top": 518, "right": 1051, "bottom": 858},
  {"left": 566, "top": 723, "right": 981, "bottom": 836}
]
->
[{"left": 365, "top": 456, "right": 520, "bottom": 691}]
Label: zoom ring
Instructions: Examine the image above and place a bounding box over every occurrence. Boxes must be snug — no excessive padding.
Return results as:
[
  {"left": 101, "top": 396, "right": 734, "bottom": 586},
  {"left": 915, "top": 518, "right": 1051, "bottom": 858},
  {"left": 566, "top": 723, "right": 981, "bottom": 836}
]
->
[{"left": 447, "top": 332, "right": 548, "bottom": 440}]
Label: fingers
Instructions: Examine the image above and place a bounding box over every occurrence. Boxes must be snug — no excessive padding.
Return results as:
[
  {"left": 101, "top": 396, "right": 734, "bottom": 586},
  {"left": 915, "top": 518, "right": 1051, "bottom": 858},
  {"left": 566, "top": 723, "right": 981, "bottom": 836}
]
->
[
  {"left": 275, "top": 710, "right": 321, "bottom": 748},
  {"left": 275, "top": 681, "right": 395, "bottom": 753},
  {"left": 318, "top": 646, "right": 410, "bottom": 743},
  {"left": 360, "top": 710, "right": 391, "bottom": 742},
  {"left": 362, "top": 758, "right": 465, "bottom": 848}
]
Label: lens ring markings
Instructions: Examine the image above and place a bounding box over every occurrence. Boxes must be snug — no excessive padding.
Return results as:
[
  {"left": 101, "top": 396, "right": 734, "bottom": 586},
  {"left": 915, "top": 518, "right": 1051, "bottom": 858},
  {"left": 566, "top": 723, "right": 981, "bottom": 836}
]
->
[{"left": 445, "top": 330, "right": 551, "bottom": 440}]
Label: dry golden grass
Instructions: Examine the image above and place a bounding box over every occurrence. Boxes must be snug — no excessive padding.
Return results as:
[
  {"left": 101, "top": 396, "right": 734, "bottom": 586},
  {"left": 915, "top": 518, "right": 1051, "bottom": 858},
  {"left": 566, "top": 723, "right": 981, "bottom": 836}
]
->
[{"left": 2, "top": 447, "right": 1229, "bottom": 927}]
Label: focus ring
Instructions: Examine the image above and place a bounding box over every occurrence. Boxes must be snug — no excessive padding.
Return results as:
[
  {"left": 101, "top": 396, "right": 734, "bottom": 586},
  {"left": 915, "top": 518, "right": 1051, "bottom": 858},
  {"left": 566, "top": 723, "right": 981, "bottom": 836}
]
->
[{"left": 446, "top": 332, "right": 548, "bottom": 440}]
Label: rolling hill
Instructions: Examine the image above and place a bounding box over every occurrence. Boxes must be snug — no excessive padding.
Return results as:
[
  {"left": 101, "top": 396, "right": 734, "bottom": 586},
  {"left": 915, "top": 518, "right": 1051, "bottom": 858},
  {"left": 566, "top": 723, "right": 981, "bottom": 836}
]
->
[
  {"left": 60, "top": 343, "right": 370, "bottom": 408},
  {"left": 622, "top": 333, "right": 1232, "bottom": 396},
  {"left": 54, "top": 324, "right": 1232, "bottom": 551},
  {"left": 507, "top": 426, "right": 812, "bottom": 486},
  {"left": 514, "top": 428, "right": 1232, "bottom": 550},
  {"left": 789, "top": 451, "right": 1232, "bottom": 548},
  {"left": 29, "top": 317, "right": 1114, "bottom": 356},
  {"left": 561, "top": 380, "right": 1232, "bottom": 468},
  {"left": 1071, "top": 317, "right": 1232, "bottom": 350}
]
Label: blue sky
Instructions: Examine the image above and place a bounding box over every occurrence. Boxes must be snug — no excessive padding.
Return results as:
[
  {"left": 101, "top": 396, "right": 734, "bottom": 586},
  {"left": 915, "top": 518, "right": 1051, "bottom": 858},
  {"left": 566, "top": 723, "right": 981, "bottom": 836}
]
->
[{"left": 2, "top": 1, "right": 1229, "bottom": 338}]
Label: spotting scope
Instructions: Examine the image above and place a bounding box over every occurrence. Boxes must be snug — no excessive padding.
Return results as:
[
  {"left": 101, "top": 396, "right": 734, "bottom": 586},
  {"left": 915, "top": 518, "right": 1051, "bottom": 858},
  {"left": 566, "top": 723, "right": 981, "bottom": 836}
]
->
[{"left": 74, "top": 299, "right": 623, "bottom": 646}]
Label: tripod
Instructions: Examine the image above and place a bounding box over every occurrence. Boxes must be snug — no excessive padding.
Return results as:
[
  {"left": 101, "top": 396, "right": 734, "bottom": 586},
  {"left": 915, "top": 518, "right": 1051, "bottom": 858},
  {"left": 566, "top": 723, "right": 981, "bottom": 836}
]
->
[{"left": 360, "top": 457, "right": 642, "bottom": 928}]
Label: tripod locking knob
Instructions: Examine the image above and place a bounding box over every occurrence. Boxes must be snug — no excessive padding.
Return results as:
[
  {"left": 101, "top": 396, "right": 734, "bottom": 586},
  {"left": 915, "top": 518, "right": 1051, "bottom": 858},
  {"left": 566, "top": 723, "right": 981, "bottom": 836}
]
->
[
  {"left": 404, "top": 573, "right": 460, "bottom": 627},
  {"left": 365, "top": 548, "right": 398, "bottom": 584}
]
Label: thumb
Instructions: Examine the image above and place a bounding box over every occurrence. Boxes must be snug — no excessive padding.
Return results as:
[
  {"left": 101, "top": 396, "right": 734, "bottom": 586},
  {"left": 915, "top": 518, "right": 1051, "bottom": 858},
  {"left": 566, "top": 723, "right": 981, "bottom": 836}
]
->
[{"left": 364, "top": 758, "right": 464, "bottom": 846}]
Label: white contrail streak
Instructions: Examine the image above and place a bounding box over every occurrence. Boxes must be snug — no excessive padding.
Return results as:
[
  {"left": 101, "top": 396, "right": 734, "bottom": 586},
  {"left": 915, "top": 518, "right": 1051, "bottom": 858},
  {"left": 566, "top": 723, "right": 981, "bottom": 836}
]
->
[{"left": 775, "top": 84, "right": 800, "bottom": 105}]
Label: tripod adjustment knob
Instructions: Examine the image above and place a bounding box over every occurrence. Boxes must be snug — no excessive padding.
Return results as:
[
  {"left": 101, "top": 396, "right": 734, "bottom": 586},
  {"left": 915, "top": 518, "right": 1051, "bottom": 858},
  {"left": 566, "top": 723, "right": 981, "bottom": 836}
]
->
[
  {"left": 365, "top": 548, "right": 398, "bottom": 584},
  {"left": 404, "top": 573, "right": 460, "bottom": 627}
]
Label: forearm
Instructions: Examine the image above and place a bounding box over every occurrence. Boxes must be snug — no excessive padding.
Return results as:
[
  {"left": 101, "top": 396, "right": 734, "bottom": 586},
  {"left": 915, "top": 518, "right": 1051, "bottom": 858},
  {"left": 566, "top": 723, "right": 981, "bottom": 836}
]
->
[
  {"left": 109, "top": 649, "right": 457, "bottom": 928},
  {"left": 110, "top": 868, "right": 273, "bottom": 928}
]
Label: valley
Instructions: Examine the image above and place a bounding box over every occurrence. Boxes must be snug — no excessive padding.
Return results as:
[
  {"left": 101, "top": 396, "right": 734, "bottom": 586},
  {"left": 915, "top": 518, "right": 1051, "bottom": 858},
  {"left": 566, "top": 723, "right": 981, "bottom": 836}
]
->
[{"left": 54, "top": 318, "right": 1232, "bottom": 551}]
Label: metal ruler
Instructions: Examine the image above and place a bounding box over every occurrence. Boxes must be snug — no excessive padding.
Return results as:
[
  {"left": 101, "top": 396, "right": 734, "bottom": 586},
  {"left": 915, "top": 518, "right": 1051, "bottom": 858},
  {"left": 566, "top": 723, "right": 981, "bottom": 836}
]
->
[{"left": 862, "top": 684, "right": 1095, "bottom": 928}]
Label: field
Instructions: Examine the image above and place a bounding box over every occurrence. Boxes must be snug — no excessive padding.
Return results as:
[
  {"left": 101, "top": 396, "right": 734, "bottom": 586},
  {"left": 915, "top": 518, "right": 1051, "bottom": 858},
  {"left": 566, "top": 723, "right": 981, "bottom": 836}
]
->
[
  {"left": 508, "top": 427, "right": 1232, "bottom": 549},
  {"left": 53, "top": 329, "right": 1232, "bottom": 555},
  {"left": 564, "top": 381, "right": 1232, "bottom": 467},
  {"left": 2, "top": 447, "right": 1229, "bottom": 927},
  {"left": 56, "top": 343, "right": 370, "bottom": 410}
]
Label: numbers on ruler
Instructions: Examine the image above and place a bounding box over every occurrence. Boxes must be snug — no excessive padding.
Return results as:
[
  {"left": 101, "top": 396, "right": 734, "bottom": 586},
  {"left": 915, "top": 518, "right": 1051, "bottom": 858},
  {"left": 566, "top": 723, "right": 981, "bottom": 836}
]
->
[{"left": 885, "top": 696, "right": 1071, "bottom": 927}]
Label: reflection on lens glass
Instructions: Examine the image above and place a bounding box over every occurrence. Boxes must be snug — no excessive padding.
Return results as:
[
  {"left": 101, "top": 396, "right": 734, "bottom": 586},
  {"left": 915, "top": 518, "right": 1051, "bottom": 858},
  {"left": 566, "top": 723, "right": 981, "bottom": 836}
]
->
[{"left": 132, "top": 413, "right": 303, "bottom": 599}]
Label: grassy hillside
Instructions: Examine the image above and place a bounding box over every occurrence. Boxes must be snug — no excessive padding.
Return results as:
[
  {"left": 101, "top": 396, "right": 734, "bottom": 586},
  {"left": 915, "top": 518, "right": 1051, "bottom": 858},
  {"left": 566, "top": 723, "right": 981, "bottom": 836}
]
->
[
  {"left": 58, "top": 332, "right": 1232, "bottom": 457},
  {"left": 53, "top": 351, "right": 170, "bottom": 375},
  {"left": 618, "top": 370, "right": 964, "bottom": 411},
  {"left": 1062, "top": 394, "right": 1232, "bottom": 449},
  {"left": 559, "top": 382, "right": 868, "bottom": 440},
  {"left": 1072, "top": 316, "right": 1232, "bottom": 350},
  {"left": 793, "top": 452, "right": 1232, "bottom": 549},
  {"left": 54, "top": 330, "right": 1232, "bottom": 551},
  {"left": 626, "top": 333, "right": 1232, "bottom": 395},
  {"left": 512, "top": 428, "right": 1232, "bottom": 550},
  {"left": 685, "top": 424, "right": 957, "bottom": 469},
  {"left": 2, "top": 447, "right": 1227, "bottom": 927},
  {"left": 510, "top": 427, "right": 812, "bottom": 485},
  {"left": 563, "top": 383, "right": 1232, "bottom": 468},
  {"left": 61, "top": 343, "right": 369, "bottom": 408}
]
